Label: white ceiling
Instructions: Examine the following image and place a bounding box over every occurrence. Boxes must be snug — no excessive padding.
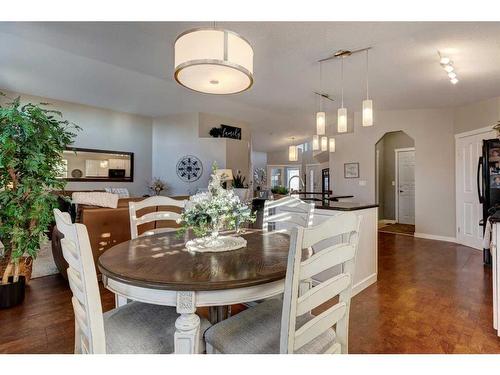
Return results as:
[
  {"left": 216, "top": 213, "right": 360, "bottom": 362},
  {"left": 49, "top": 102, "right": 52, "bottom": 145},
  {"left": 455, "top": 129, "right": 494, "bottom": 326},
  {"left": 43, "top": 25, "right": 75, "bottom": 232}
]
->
[{"left": 1, "top": 22, "right": 500, "bottom": 151}]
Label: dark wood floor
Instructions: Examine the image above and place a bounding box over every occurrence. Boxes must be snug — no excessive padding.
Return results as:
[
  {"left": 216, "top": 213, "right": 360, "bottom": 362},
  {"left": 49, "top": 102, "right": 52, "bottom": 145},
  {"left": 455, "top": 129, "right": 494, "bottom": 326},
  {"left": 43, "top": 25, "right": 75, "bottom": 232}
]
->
[
  {"left": 378, "top": 223, "right": 415, "bottom": 236},
  {"left": 1, "top": 232, "right": 499, "bottom": 354}
]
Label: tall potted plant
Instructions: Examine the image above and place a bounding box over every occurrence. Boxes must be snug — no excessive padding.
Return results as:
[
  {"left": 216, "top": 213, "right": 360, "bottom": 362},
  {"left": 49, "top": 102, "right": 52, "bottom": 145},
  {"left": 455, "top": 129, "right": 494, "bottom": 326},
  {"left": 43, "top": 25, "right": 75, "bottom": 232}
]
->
[{"left": 0, "top": 95, "right": 78, "bottom": 308}]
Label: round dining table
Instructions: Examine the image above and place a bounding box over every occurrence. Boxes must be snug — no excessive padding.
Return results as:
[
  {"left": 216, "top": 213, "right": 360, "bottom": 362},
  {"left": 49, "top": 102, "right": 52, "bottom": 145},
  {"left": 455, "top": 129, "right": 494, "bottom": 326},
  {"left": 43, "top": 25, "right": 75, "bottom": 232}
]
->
[{"left": 98, "top": 229, "right": 290, "bottom": 354}]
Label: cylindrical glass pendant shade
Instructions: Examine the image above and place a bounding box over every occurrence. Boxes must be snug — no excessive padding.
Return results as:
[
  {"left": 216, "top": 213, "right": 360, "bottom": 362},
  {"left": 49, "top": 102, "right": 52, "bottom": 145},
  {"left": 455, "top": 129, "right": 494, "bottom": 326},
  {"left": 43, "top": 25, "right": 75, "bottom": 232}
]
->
[
  {"left": 316, "top": 112, "right": 326, "bottom": 135},
  {"left": 320, "top": 136, "right": 328, "bottom": 152},
  {"left": 337, "top": 107, "right": 347, "bottom": 133},
  {"left": 329, "top": 138, "right": 336, "bottom": 153},
  {"left": 174, "top": 28, "right": 254, "bottom": 94},
  {"left": 312, "top": 135, "right": 319, "bottom": 151},
  {"left": 288, "top": 145, "right": 298, "bottom": 162},
  {"left": 362, "top": 99, "right": 373, "bottom": 127}
]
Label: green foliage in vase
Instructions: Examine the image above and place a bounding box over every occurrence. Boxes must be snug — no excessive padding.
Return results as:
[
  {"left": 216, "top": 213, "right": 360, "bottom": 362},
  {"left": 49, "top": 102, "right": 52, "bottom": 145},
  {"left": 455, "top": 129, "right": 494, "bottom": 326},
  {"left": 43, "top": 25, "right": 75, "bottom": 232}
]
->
[
  {"left": 0, "top": 95, "right": 79, "bottom": 284},
  {"left": 271, "top": 185, "right": 289, "bottom": 195},
  {"left": 178, "top": 163, "right": 255, "bottom": 238}
]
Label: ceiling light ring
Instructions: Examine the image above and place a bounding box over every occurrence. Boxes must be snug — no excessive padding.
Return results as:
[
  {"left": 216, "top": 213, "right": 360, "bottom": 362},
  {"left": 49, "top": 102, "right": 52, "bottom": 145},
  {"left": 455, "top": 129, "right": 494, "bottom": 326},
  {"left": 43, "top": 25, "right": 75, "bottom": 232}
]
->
[{"left": 174, "top": 60, "right": 254, "bottom": 95}]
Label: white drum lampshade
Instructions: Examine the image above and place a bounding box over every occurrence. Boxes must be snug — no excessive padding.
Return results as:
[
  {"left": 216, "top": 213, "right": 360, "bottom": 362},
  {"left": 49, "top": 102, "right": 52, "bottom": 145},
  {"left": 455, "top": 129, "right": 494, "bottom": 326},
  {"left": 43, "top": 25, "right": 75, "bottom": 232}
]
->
[
  {"left": 321, "top": 136, "right": 328, "bottom": 152},
  {"left": 288, "top": 145, "right": 298, "bottom": 162},
  {"left": 362, "top": 99, "right": 373, "bottom": 127},
  {"left": 316, "top": 112, "right": 326, "bottom": 135},
  {"left": 174, "top": 28, "right": 254, "bottom": 95},
  {"left": 329, "top": 137, "right": 336, "bottom": 153},
  {"left": 312, "top": 135, "right": 320, "bottom": 151},
  {"left": 337, "top": 107, "right": 347, "bottom": 133}
]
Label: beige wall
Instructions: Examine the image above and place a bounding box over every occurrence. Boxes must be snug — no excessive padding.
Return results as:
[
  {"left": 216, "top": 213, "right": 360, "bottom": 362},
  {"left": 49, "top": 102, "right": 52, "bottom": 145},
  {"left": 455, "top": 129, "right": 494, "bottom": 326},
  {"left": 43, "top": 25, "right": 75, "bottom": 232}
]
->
[
  {"left": 454, "top": 97, "right": 500, "bottom": 134},
  {"left": 330, "top": 108, "right": 455, "bottom": 237},
  {"left": 1, "top": 90, "right": 153, "bottom": 196}
]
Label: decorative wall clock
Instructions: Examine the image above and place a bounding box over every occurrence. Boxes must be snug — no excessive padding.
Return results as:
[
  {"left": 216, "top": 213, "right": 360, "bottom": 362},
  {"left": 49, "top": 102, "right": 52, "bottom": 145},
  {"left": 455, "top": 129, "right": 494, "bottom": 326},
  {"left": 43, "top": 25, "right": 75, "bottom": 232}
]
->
[{"left": 176, "top": 155, "right": 203, "bottom": 182}]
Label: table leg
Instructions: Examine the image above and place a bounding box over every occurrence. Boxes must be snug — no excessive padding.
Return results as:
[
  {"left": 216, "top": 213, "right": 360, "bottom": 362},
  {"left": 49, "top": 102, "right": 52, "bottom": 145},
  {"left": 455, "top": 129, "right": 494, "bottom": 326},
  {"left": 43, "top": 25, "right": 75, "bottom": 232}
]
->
[
  {"left": 175, "top": 291, "right": 201, "bottom": 354},
  {"left": 208, "top": 306, "right": 231, "bottom": 324},
  {"left": 115, "top": 294, "right": 128, "bottom": 308}
]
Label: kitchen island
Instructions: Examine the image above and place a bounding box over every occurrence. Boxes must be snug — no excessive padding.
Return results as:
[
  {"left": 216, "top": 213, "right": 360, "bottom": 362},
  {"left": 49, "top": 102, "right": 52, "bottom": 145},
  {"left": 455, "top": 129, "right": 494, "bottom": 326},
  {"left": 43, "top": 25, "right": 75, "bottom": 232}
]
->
[
  {"left": 489, "top": 214, "right": 500, "bottom": 336},
  {"left": 311, "top": 202, "right": 378, "bottom": 296}
]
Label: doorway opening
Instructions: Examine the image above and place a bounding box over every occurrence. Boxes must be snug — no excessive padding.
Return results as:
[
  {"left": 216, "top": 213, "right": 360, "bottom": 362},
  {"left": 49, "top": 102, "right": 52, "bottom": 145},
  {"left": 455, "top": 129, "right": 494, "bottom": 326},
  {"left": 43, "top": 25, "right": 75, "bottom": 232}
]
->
[{"left": 375, "top": 131, "right": 415, "bottom": 236}]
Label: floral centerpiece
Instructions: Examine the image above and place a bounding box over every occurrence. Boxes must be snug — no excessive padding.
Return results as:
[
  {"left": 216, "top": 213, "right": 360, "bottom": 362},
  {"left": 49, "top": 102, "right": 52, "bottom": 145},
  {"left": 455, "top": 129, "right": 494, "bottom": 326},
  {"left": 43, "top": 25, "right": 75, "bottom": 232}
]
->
[
  {"left": 178, "top": 164, "right": 255, "bottom": 252},
  {"left": 149, "top": 177, "right": 167, "bottom": 196}
]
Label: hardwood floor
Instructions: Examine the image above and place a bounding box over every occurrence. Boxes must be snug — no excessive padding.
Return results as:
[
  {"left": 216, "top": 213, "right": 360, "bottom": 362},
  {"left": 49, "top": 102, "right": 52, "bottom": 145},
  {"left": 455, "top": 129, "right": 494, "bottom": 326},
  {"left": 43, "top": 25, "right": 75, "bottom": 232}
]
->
[
  {"left": 0, "top": 232, "right": 498, "bottom": 354},
  {"left": 378, "top": 223, "right": 415, "bottom": 236}
]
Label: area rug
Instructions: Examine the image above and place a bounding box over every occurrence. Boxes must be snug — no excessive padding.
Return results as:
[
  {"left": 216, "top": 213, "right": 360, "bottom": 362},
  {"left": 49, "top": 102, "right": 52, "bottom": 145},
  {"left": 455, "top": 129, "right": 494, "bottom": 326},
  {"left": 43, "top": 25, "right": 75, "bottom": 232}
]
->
[
  {"left": 378, "top": 223, "right": 415, "bottom": 236},
  {"left": 31, "top": 241, "right": 59, "bottom": 279}
]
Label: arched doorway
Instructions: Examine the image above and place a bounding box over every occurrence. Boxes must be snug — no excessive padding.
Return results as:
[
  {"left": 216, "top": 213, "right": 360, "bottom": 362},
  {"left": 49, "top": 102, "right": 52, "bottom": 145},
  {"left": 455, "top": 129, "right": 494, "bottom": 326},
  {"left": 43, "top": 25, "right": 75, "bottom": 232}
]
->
[{"left": 375, "top": 131, "right": 415, "bottom": 234}]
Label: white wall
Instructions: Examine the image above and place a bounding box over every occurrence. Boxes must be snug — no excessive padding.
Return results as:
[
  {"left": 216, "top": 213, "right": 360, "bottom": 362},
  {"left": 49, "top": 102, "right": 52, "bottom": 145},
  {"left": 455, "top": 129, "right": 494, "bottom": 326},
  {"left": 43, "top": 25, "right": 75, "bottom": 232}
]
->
[
  {"left": 1, "top": 90, "right": 153, "bottom": 196},
  {"left": 454, "top": 97, "right": 500, "bottom": 134},
  {"left": 152, "top": 113, "right": 227, "bottom": 196},
  {"left": 331, "top": 108, "right": 455, "bottom": 237}
]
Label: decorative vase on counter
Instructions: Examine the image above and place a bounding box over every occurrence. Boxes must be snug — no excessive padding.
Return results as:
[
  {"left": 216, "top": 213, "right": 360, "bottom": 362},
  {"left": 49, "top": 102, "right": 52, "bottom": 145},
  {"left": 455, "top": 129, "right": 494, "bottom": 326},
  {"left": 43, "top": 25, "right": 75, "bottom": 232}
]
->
[{"left": 233, "top": 188, "right": 249, "bottom": 202}]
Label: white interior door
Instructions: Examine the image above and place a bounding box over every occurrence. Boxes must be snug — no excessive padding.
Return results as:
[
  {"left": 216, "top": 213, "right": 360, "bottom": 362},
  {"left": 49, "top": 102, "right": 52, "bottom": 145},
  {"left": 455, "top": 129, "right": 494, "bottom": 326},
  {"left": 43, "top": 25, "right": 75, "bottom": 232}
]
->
[
  {"left": 456, "top": 130, "right": 495, "bottom": 249},
  {"left": 396, "top": 149, "right": 415, "bottom": 225}
]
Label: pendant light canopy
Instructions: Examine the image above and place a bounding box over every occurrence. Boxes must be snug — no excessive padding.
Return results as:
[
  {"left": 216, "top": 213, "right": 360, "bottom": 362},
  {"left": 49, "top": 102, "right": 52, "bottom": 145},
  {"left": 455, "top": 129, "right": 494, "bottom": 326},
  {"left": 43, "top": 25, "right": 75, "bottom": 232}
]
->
[
  {"left": 174, "top": 27, "right": 254, "bottom": 95},
  {"left": 338, "top": 57, "right": 347, "bottom": 133},
  {"left": 312, "top": 135, "right": 320, "bottom": 151},
  {"left": 329, "top": 137, "right": 336, "bottom": 153},
  {"left": 320, "top": 136, "right": 328, "bottom": 152},
  {"left": 362, "top": 49, "right": 374, "bottom": 127}
]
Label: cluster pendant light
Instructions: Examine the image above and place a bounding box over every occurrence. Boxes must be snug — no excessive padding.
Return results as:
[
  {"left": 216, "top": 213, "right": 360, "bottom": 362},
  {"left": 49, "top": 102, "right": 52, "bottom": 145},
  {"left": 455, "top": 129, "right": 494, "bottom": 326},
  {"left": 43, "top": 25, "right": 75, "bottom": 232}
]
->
[
  {"left": 337, "top": 57, "right": 348, "bottom": 133},
  {"left": 312, "top": 134, "right": 320, "bottom": 151},
  {"left": 362, "top": 49, "right": 373, "bottom": 127},
  {"left": 316, "top": 62, "right": 326, "bottom": 136},
  {"left": 174, "top": 24, "right": 254, "bottom": 94},
  {"left": 288, "top": 137, "right": 298, "bottom": 162},
  {"left": 310, "top": 47, "right": 375, "bottom": 155}
]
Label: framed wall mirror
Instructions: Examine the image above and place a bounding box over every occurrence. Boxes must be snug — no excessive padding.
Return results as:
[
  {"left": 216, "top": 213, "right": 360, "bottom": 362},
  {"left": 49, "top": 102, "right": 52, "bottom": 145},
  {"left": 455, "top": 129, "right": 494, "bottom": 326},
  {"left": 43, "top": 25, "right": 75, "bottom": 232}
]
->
[{"left": 59, "top": 147, "right": 134, "bottom": 182}]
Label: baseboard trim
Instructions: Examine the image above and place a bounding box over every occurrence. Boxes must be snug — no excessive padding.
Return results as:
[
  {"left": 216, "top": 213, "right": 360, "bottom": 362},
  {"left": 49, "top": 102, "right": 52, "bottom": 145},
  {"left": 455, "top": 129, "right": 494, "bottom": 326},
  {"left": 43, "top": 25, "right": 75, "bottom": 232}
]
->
[
  {"left": 414, "top": 232, "right": 457, "bottom": 243},
  {"left": 378, "top": 219, "right": 396, "bottom": 225},
  {"left": 312, "top": 273, "right": 377, "bottom": 297},
  {"left": 351, "top": 273, "right": 377, "bottom": 297}
]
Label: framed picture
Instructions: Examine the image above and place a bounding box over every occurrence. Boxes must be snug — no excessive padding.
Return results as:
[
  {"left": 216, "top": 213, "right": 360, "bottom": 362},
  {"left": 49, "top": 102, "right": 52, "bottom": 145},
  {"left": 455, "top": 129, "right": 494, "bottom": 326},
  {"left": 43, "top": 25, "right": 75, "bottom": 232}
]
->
[{"left": 344, "top": 162, "right": 359, "bottom": 178}]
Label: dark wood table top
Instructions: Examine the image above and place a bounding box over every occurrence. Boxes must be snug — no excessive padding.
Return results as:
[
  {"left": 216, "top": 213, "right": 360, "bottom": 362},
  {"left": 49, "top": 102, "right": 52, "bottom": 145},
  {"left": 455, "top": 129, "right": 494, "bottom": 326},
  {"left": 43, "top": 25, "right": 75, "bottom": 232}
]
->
[{"left": 98, "top": 230, "right": 291, "bottom": 291}]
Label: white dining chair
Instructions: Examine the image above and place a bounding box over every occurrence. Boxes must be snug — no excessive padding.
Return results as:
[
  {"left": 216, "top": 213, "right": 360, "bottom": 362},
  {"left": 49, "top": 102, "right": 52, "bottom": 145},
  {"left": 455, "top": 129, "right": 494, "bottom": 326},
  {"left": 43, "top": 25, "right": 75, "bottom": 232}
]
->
[
  {"left": 204, "top": 212, "right": 361, "bottom": 354},
  {"left": 129, "top": 196, "right": 186, "bottom": 239},
  {"left": 262, "top": 196, "right": 314, "bottom": 233},
  {"left": 53, "top": 209, "right": 210, "bottom": 354}
]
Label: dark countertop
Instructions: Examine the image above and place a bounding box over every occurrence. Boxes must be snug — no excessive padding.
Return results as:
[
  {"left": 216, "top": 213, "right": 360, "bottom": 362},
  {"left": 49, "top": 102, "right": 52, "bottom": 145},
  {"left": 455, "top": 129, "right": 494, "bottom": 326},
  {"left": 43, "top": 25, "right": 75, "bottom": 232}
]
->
[
  {"left": 314, "top": 202, "right": 379, "bottom": 211},
  {"left": 489, "top": 211, "right": 500, "bottom": 223}
]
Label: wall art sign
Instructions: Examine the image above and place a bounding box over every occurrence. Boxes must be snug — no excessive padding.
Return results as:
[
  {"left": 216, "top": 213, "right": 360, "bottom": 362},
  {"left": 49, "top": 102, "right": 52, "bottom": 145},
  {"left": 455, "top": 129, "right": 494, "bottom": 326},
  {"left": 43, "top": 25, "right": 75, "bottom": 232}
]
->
[
  {"left": 209, "top": 124, "right": 242, "bottom": 140},
  {"left": 176, "top": 155, "right": 203, "bottom": 182},
  {"left": 344, "top": 162, "right": 360, "bottom": 179}
]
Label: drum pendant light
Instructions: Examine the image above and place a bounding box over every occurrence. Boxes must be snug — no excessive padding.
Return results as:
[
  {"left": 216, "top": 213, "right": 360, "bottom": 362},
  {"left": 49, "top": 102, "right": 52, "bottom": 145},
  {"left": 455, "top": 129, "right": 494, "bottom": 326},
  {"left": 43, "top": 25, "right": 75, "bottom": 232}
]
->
[{"left": 174, "top": 26, "right": 254, "bottom": 94}]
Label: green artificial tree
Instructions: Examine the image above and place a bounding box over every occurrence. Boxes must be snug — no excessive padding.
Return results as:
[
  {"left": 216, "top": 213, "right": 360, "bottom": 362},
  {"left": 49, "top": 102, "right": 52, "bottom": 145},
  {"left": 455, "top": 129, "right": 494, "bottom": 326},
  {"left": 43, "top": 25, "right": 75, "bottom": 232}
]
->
[{"left": 0, "top": 94, "right": 79, "bottom": 284}]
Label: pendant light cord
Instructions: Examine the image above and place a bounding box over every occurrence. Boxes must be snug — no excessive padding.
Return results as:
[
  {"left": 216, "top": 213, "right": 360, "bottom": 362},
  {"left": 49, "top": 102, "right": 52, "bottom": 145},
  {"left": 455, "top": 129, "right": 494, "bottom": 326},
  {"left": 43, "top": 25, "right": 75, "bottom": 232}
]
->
[
  {"left": 341, "top": 57, "right": 344, "bottom": 107},
  {"left": 366, "top": 49, "right": 369, "bottom": 100},
  {"left": 319, "top": 62, "right": 323, "bottom": 111}
]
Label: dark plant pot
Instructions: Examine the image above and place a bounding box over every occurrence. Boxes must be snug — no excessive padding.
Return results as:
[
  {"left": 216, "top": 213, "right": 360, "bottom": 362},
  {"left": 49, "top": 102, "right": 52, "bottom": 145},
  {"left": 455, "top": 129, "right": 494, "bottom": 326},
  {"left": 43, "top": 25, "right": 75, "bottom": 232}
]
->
[{"left": 0, "top": 276, "right": 26, "bottom": 309}]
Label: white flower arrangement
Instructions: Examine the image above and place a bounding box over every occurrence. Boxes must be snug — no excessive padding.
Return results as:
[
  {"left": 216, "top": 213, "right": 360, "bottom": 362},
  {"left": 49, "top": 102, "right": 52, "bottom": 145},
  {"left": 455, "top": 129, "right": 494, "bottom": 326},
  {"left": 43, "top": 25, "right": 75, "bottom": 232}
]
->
[{"left": 178, "top": 163, "right": 255, "bottom": 238}]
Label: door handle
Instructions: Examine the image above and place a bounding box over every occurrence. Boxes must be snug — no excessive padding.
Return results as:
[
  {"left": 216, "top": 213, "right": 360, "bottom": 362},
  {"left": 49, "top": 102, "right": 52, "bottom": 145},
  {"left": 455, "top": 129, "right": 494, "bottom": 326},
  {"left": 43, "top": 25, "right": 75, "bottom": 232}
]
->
[
  {"left": 399, "top": 190, "right": 404, "bottom": 193},
  {"left": 478, "top": 156, "right": 484, "bottom": 204}
]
